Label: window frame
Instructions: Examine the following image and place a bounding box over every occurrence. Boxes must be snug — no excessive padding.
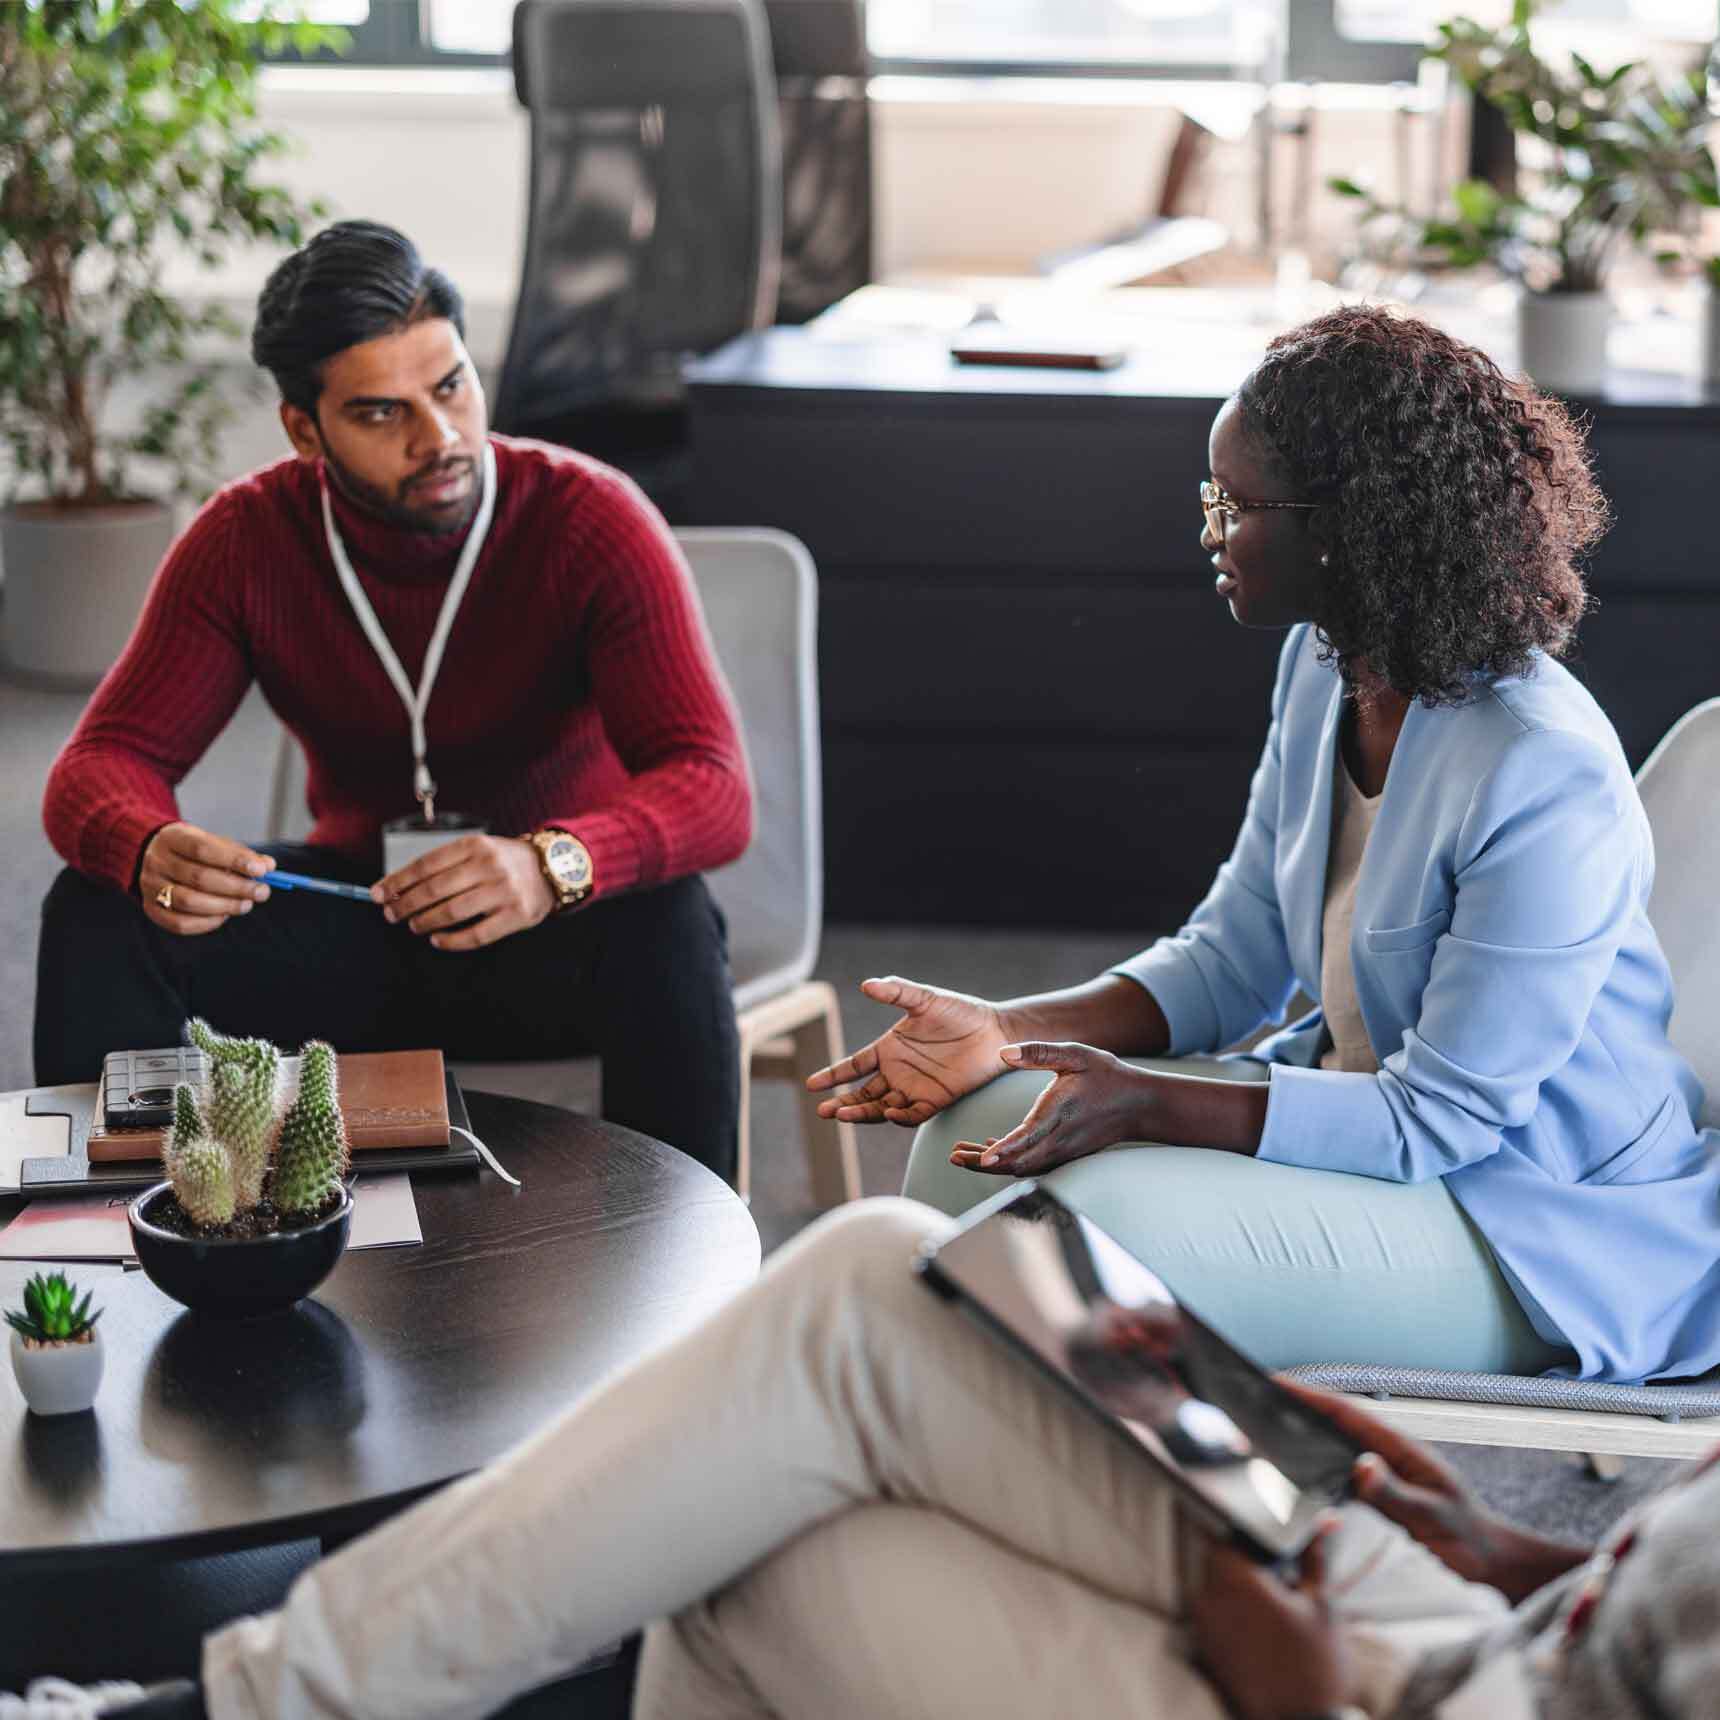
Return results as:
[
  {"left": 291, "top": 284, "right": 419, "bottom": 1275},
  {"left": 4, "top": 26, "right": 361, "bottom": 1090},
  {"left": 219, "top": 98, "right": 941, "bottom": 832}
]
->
[{"left": 262, "top": 0, "right": 1696, "bottom": 79}]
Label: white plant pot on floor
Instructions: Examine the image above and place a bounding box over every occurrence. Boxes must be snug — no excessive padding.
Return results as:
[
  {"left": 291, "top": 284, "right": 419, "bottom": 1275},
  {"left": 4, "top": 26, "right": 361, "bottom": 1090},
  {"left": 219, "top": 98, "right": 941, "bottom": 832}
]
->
[
  {"left": 0, "top": 499, "right": 174, "bottom": 688},
  {"left": 1700, "top": 283, "right": 1720, "bottom": 388},
  {"left": 10, "top": 1328, "right": 104, "bottom": 1416},
  {"left": 1516, "top": 291, "right": 1610, "bottom": 397}
]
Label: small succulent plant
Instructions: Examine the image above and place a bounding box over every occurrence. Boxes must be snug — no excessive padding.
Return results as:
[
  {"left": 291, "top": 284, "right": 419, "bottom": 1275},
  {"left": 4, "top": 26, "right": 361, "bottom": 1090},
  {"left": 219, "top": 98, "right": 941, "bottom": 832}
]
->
[
  {"left": 5, "top": 1272, "right": 102, "bottom": 1346},
  {"left": 163, "top": 1021, "right": 347, "bottom": 1231}
]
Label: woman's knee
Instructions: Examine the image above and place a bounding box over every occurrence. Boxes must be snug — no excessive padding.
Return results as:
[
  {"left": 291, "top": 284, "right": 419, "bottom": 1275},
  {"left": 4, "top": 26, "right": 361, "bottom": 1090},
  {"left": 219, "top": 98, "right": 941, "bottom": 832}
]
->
[
  {"left": 911, "top": 1072, "right": 1055, "bottom": 1155},
  {"left": 901, "top": 1071, "right": 1056, "bottom": 1214}
]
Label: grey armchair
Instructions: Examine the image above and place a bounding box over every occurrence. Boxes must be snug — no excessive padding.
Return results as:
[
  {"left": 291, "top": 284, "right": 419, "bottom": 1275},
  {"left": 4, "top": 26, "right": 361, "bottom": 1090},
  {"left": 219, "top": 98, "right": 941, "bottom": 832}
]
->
[{"left": 267, "top": 528, "right": 860, "bottom": 1208}]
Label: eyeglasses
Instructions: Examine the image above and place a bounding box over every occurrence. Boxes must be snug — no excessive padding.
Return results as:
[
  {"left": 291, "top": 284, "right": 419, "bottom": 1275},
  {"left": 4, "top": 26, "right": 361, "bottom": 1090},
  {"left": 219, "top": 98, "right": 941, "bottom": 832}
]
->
[{"left": 1200, "top": 479, "right": 1319, "bottom": 546}]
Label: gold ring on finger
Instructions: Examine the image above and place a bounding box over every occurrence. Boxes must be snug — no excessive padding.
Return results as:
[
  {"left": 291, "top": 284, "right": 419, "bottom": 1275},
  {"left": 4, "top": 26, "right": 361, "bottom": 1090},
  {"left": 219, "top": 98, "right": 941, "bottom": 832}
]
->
[{"left": 156, "top": 883, "right": 174, "bottom": 911}]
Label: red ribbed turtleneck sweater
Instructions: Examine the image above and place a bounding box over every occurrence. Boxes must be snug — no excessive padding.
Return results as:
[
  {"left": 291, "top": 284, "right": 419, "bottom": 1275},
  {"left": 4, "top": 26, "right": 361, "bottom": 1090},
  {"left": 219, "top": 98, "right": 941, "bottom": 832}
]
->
[{"left": 44, "top": 435, "right": 752, "bottom": 899}]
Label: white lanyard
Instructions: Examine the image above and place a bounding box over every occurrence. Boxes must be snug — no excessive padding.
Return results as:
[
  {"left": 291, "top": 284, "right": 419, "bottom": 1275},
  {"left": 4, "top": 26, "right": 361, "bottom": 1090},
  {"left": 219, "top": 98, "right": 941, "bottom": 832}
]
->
[{"left": 320, "top": 441, "right": 497, "bottom": 821}]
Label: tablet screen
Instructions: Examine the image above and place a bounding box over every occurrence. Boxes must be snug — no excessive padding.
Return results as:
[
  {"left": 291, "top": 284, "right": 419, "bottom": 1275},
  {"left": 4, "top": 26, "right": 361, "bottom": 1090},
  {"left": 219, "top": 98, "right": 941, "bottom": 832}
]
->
[{"left": 919, "top": 1183, "right": 1361, "bottom": 1561}]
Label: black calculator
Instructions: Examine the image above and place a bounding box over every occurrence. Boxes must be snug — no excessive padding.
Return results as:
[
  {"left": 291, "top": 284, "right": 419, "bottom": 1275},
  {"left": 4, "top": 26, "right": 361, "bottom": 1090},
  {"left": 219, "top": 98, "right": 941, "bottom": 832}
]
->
[{"left": 100, "top": 1046, "right": 210, "bottom": 1130}]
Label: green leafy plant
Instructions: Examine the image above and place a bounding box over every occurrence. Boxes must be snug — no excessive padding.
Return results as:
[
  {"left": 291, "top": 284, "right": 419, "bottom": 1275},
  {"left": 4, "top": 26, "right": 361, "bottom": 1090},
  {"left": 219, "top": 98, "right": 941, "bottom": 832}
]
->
[
  {"left": 0, "top": 0, "right": 343, "bottom": 507},
  {"left": 1332, "top": 1, "right": 1718, "bottom": 293},
  {"left": 5, "top": 1271, "right": 102, "bottom": 1345},
  {"left": 166, "top": 1020, "right": 348, "bottom": 1228}
]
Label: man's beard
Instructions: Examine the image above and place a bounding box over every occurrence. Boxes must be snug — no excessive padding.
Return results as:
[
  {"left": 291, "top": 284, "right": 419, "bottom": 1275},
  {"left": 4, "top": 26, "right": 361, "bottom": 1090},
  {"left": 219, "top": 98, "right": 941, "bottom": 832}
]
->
[{"left": 321, "top": 445, "right": 481, "bottom": 536}]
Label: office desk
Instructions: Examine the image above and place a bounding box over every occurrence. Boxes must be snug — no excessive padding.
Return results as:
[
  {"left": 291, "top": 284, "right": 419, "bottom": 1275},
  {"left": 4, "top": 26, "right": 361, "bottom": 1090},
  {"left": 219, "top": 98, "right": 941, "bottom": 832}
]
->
[{"left": 687, "top": 320, "right": 1720, "bottom": 930}]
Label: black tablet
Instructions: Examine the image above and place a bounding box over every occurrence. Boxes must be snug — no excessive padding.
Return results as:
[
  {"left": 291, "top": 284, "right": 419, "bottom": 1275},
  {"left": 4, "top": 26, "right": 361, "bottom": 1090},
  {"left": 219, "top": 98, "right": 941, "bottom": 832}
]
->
[{"left": 916, "top": 1181, "right": 1362, "bottom": 1563}]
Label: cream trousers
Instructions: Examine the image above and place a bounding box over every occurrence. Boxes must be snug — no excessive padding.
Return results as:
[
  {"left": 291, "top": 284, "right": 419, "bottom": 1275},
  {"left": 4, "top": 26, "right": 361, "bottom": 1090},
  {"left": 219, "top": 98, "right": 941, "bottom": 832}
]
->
[{"left": 202, "top": 1200, "right": 1522, "bottom": 1720}]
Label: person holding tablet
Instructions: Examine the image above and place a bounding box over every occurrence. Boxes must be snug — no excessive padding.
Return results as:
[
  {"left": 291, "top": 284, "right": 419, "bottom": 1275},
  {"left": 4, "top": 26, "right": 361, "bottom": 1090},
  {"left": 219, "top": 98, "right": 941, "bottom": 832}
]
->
[
  {"left": 34, "top": 221, "right": 751, "bottom": 1183},
  {"left": 809, "top": 306, "right": 1720, "bottom": 1386},
  {"left": 8, "top": 1198, "right": 1712, "bottom": 1719}
]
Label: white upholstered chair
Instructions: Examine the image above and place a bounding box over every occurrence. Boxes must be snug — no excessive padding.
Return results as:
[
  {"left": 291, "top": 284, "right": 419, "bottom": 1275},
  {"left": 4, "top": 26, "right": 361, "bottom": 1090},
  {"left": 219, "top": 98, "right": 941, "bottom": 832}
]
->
[{"left": 267, "top": 527, "right": 860, "bottom": 1206}]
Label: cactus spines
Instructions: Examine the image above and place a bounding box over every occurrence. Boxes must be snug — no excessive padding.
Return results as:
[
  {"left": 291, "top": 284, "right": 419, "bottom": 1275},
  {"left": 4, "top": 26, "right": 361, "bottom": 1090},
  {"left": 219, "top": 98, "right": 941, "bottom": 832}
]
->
[
  {"left": 163, "top": 1080, "right": 206, "bottom": 1194},
  {"left": 165, "top": 1020, "right": 352, "bottom": 1233},
  {"left": 170, "top": 1134, "right": 237, "bottom": 1228},
  {"left": 273, "top": 1042, "right": 349, "bottom": 1216},
  {"left": 203, "top": 1036, "right": 281, "bottom": 1210},
  {"left": 163, "top": 1080, "right": 236, "bottom": 1227},
  {"left": 164, "top": 1081, "right": 207, "bottom": 1160}
]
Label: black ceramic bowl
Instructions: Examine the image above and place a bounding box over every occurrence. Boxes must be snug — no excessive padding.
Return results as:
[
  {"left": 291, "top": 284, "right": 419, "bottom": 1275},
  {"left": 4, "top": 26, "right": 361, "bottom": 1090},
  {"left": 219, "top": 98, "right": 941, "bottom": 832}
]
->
[{"left": 127, "top": 1183, "right": 353, "bottom": 1318}]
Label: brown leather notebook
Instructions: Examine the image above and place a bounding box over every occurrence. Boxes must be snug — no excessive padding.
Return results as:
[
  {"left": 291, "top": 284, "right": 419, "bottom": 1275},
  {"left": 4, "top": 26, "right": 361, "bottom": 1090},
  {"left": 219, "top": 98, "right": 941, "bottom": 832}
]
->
[{"left": 88, "top": 1048, "right": 450, "bottom": 1163}]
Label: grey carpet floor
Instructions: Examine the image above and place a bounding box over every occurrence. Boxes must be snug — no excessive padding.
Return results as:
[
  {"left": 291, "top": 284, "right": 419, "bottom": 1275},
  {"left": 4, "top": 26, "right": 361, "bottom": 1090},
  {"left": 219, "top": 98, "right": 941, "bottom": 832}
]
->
[{"left": 0, "top": 676, "right": 1682, "bottom": 1680}]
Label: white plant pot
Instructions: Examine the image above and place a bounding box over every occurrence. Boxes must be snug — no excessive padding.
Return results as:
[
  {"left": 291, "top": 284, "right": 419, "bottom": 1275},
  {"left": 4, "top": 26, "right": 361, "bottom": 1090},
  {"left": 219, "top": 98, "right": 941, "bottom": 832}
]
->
[
  {"left": 9, "top": 1328, "right": 104, "bottom": 1416},
  {"left": 1700, "top": 284, "right": 1720, "bottom": 389},
  {"left": 1516, "top": 291, "right": 1610, "bottom": 397},
  {"left": 0, "top": 499, "right": 175, "bottom": 689}
]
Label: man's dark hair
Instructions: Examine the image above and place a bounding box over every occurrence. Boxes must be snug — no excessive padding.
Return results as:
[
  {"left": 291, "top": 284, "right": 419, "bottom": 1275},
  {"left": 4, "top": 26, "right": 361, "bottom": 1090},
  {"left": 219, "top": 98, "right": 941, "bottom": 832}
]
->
[
  {"left": 1236, "top": 304, "right": 1606, "bottom": 706},
  {"left": 251, "top": 220, "right": 465, "bottom": 414}
]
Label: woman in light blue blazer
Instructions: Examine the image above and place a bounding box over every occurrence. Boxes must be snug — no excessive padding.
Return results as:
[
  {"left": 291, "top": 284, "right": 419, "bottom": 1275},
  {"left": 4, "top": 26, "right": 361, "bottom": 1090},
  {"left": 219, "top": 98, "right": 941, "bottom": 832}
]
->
[{"left": 809, "top": 306, "right": 1720, "bottom": 1385}]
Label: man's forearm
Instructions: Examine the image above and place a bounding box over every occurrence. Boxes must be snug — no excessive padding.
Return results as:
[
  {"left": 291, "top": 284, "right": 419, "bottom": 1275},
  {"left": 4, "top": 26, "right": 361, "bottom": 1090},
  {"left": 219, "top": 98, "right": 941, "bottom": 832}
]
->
[
  {"left": 542, "top": 753, "right": 751, "bottom": 901},
  {"left": 998, "top": 974, "right": 1173, "bottom": 1058}
]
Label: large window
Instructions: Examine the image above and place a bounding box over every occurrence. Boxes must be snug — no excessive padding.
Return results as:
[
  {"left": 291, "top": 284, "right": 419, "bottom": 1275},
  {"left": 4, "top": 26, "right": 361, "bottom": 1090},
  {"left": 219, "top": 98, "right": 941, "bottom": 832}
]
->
[
  {"left": 266, "top": 0, "right": 1717, "bottom": 72},
  {"left": 260, "top": 0, "right": 514, "bottom": 64},
  {"left": 867, "top": 0, "right": 1269, "bottom": 77}
]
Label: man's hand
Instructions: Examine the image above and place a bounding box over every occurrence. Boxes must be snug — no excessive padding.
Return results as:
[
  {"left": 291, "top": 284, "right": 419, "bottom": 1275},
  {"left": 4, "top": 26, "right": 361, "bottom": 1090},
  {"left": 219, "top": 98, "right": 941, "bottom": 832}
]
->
[
  {"left": 948, "top": 1042, "right": 1152, "bottom": 1176},
  {"left": 804, "top": 977, "right": 1017, "bottom": 1126},
  {"left": 373, "top": 834, "right": 556, "bottom": 952},
  {"left": 138, "top": 822, "right": 275, "bottom": 937},
  {"left": 1189, "top": 1525, "right": 1355, "bottom": 1720},
  {"left": 1280, "top": 1381, "right": 1590, "bottom": 1602}
]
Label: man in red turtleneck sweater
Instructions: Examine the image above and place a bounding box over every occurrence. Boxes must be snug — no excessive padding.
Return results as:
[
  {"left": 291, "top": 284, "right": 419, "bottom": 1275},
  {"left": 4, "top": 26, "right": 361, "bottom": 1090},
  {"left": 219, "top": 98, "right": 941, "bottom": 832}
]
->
[{"left": 35, "top": 221, "right": 751, "bottom": 1182}]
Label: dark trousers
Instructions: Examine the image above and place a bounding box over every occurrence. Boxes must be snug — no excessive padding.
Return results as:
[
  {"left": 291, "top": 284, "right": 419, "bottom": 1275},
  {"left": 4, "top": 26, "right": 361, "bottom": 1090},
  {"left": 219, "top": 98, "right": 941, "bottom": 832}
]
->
[{"left": 34, "top": 847, "right": 740, "bottom": 1185}]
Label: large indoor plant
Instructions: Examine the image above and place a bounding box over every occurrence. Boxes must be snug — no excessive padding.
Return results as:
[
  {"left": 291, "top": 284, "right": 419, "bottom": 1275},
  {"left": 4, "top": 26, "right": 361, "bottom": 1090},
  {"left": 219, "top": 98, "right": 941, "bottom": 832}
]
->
[
  {"left": 0, "top": 1, "right": 336, "bottom": 684},
  {"left": 1333, "top": 0, "right": 1718, "bottom": 394}
]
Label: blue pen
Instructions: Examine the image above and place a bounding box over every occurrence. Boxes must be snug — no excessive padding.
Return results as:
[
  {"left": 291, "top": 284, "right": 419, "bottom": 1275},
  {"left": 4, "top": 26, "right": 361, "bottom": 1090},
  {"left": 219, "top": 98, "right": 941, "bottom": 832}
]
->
[{"left": 267, "top": 869, "right": 378, "bottom": 904}]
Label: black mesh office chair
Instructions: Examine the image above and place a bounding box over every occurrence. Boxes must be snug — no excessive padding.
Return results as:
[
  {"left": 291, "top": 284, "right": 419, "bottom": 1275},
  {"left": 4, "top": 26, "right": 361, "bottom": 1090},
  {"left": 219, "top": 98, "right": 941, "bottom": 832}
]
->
[
  {"left": 493, "top": 0, "right": 781, "bottom": 518},
  {"left": 765, "top": 0, "right": 872, "bottom": 324}
]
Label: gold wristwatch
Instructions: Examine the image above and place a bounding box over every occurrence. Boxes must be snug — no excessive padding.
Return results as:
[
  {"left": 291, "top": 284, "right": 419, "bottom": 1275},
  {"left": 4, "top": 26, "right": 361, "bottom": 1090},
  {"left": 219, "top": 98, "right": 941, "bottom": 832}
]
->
[{"left": 524, "top": 828, "right": 594, "bottom": 912}]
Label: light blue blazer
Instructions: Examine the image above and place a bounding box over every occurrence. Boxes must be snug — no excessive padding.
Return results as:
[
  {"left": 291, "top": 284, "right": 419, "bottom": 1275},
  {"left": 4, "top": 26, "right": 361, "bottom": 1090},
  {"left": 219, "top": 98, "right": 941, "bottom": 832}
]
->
[{"left": 1120, "top": 624, "right": 1720, "bottom": 1383}]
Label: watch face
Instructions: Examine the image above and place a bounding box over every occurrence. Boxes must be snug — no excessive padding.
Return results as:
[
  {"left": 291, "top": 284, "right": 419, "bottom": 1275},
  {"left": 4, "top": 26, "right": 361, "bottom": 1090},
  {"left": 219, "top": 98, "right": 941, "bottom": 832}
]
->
[{"left": 548, "top": 835, "right": 592, "bottom": 889}]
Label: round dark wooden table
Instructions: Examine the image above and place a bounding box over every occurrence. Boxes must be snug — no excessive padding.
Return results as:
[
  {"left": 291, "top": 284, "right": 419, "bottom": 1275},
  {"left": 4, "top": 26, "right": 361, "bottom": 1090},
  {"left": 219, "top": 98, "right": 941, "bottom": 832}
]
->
[{"left": 0, "top": 1092, "right": 761, "bottom": 1575}]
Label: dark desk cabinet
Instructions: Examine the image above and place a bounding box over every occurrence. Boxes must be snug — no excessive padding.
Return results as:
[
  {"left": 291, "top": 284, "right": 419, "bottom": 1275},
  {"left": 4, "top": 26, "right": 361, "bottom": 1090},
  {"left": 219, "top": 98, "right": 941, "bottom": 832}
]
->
[{"left": 687, "top": 329, "right": 1720, "bottom": 930}]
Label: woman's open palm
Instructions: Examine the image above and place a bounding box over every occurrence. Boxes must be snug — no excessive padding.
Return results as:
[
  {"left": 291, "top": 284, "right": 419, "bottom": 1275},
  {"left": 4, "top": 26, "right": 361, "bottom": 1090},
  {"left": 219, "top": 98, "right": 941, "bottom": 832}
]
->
[{"left": 806, "top": 977, "right": 1014, "bottom": 1127}]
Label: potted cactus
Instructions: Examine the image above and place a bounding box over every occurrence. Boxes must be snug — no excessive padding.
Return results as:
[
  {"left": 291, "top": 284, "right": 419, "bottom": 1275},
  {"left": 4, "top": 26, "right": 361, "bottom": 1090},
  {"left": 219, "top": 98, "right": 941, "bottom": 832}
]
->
[
  {"left": 6, "top": 1271, "right": 104, "bottom": 1415},
  {"left": 127, "top": 1020, "right": 354, "bottom": 1318}
]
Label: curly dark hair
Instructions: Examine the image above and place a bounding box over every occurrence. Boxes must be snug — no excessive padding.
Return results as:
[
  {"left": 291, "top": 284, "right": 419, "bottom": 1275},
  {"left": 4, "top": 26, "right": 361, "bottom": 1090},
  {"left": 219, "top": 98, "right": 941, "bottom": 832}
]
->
[{"left": 1235, "top": 305, "right": 1606, "bottom": 705}]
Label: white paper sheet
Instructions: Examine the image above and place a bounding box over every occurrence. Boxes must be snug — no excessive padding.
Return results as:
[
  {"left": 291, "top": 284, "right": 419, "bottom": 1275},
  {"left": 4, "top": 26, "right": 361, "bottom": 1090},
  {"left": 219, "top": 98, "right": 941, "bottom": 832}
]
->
[
  {"left": 0, "top": 1087, "right": 79, "bottom": 1194},
  {"left": 346, "top": 1173, "right": 423, "bottom": 1249},
  {"left": 0, "top": 1173, "right": 422, "bottom": 1264}
]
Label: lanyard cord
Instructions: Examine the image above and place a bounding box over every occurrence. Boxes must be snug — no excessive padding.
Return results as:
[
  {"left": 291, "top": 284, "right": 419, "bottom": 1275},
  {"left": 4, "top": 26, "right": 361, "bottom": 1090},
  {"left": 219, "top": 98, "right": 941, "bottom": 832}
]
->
[{"left": 320, "top": 441, "right": 499, "bottom": 820}]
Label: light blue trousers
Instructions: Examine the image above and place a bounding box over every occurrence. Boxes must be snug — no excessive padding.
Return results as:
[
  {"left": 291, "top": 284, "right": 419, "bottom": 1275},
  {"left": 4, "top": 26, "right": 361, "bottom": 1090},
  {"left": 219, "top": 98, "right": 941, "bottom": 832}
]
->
[{"left": 901, "top": 1057, "right": 1569, "bottom": 1374}]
